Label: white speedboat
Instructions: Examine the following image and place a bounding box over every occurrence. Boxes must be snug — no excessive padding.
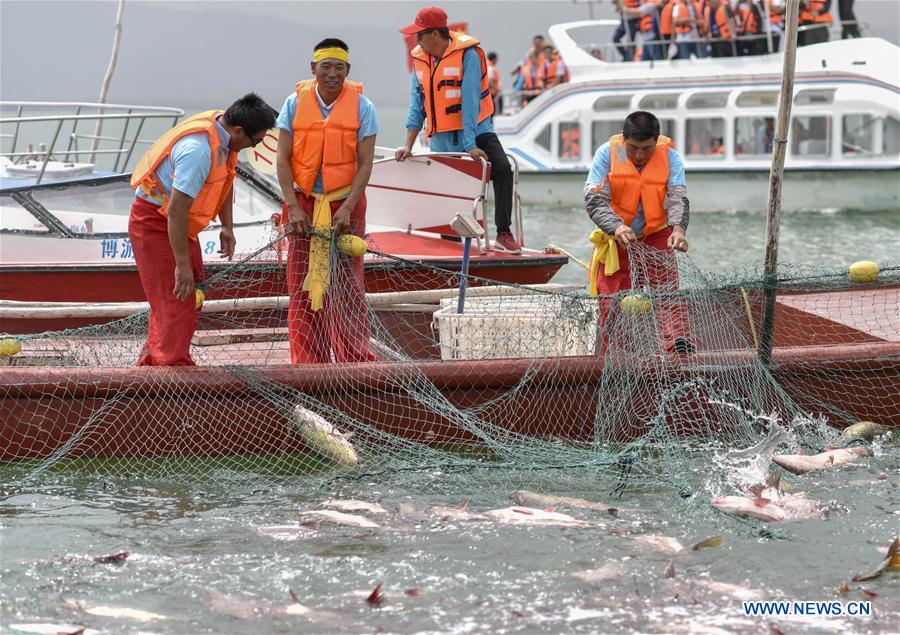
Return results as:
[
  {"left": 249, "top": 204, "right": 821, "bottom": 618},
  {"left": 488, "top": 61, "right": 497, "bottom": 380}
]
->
[{"left": 484, "top": 21, "right": 900, "bottom": 211}]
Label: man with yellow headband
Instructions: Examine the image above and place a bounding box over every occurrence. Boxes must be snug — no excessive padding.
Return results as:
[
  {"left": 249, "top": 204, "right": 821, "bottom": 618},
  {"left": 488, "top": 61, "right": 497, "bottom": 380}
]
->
[{"left": 275, "top": 38, "right": 379, "bottom": 364}]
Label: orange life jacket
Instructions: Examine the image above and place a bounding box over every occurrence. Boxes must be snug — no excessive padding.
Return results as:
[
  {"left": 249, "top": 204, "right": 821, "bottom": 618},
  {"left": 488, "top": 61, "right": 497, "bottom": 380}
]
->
[
  {"left": 640, "top": 1, "right": 659, "bottom": 33},
  {"left": 713, "top": 3, "right": 734, "bottom": 39},
  {"left": 605, "top": 134, "right": 673, "bottom": 233},
  {"left": 623, "top": 0, "right": 640, "bottom": 8},
  {"left": 660, "top": 0, "right": 675, "bottom": 37},
  {"left": 544, "top": 53, "right": 570, "bottom": 85},
  {"left": 768, "top": 2, "right": 784, "bottom": 25},
  {"left": 520, "top": 55, "right": 546, "bottom": 91},
  {"left": 130, "top": 110, "right": 237, "bottom": 239},
  {"left": 694, "top": 0, "right": 710, "bottom": 35},
  {"left": 560, "top": 127, "right": 581, "bottom": 158},
  {"left": 290, "top": 79, "right": 361, "bottom": 195},
  {"left": 671, "top": 0, "right": 696, "bottom": 34},
  {"left": 800, "top": 0, "right": 832, "bottom": 24},
  {"left": 411, "top": 32, "right": 494, "bottom": 136},
  {"left": 737, "top": 2, "right": 762, "bottom": 34}
]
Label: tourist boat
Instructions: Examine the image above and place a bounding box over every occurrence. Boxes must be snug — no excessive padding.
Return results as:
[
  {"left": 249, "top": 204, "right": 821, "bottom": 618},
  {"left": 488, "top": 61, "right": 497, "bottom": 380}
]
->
[
  {"left": 477, "top": 20, "right": 900, "bottom": 210},
  {"left": 0, "top": 103, "right": 568, "bottom": 332}
]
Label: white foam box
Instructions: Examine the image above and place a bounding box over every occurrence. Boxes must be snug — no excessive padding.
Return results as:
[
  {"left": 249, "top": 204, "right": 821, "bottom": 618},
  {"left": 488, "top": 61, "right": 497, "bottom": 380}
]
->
[{"left": 431, "top": 295, "right": 598, "bottom": 360}]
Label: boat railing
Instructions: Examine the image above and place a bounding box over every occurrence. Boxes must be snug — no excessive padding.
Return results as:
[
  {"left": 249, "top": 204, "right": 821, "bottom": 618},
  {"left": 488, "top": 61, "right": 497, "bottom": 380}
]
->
[{"left": 0, "top": 101, "right": 184, "bottom": 184}]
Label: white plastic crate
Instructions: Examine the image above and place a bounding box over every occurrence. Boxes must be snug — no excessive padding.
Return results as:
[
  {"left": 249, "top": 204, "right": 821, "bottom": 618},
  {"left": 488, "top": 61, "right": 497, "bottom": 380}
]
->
[{"left": 431, "top": 295, "right": 598, "bottom": 360}]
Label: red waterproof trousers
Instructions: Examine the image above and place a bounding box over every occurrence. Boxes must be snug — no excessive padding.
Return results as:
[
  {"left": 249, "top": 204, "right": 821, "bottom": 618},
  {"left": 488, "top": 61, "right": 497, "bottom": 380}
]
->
[
  {"left": 284, "top": 191, "right": 376, "bottom": 364},
  {"left": 594, "top": 226, "right": 690, "bottom": 351},
  {"left": 128, "top": 197, "right": 204, "bottom": 366}
]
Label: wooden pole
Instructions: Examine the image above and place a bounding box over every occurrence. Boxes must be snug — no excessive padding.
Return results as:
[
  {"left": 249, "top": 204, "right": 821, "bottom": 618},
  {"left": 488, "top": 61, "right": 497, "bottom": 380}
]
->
[
  {"left": 758, "top": 0, "right": 800, "bottom": 366},
  {"left": 90, "top": 0, "right": 125, "bottom": 163}
]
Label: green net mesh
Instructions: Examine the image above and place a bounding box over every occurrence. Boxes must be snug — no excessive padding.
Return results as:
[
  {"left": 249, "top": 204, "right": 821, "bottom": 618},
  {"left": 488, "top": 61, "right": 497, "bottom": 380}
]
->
[{"left": 1, "top": 227, "right": 897, "bottom": 498}]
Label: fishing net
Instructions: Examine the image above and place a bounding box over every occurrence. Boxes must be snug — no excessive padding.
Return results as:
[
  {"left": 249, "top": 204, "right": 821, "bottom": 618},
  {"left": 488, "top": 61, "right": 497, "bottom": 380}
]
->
[{"left": 1, "top": 222, "right": 897, "bottom": 498}]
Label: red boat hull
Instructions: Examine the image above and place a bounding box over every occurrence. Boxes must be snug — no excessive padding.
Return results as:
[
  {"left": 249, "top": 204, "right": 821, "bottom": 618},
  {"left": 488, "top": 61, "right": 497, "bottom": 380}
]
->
[{"left": 1, "top": 343, "right": 897, "bottom": 461}]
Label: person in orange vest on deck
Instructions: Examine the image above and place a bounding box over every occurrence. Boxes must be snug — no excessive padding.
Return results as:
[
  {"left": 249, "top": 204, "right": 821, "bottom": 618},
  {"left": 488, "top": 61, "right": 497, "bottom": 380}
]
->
[
  {"left": 396, "top": 7, "right": 520, "bottom": 254},
  {"left": 274, "top": 38, "right": 380, "bottom": 364},
  {"left": 516, "top": 48, "right": 546, "bottom": 106},
  {"left": 128, "top": 94, "right": 275, "bottom": 366},
  {"left": 766, "top": 0, "right": 786, "bottom": 52},
  {"left": 735, "top": 0, "right": 765, "bottom": 56},
  {"left": 799, "top": 0, "right": 832, "bottom": 46},
  {"left": 584, "top": 111, "right": 693, "bottom": 353},
  {"left": 486, "top": 51, "right": 503, "bottom": 115},
  {"left": 706, "top": 0, "right": 737, "bottom": 57},
  {"left": 542, "top": 45, "right": 570, "bottom": 88}
]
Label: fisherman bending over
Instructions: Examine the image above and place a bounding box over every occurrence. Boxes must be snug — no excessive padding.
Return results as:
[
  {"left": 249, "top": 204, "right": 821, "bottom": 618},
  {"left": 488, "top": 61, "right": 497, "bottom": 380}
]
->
[
  {"left": 584, "top": 111, "right": 693, "bottom": 353},
  {"left": 275, "top": 38, "right": 379, "bottom": 364},
  {"left": 129, "top": 94, "right": 275, "bottom": 366},
  {"left": 396, "top": 6, "right": 521, "bottom": 254}
]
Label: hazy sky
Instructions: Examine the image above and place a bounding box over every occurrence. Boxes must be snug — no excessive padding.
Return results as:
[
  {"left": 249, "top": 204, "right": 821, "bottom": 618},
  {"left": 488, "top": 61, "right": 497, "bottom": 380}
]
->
[{"left": 2, "top": 0, "right": 898, "bottom": 114}]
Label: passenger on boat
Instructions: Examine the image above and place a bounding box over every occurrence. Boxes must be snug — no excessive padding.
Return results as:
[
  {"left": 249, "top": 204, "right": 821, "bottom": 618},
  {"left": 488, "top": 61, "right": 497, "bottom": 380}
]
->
[
  {"left": 766, "top": 0, "right": 786, "bottom": 52},
  {"left": 671, "top": 0, "right": 706, "bottom": 59},
  {"left": 515, "top": 48, "right": 546, "bottom": 106},
  {"left": 709, "top": 136, "right": 725, "bottom": 154},
  {"left": 274, "top": 38, "right": 379, "bottom": 364},
  {"left": 397, "top": 6, "right": 521, "bottom": 254},
  {"left": 542, "top": 45, "right": 569, "bottom": 88},
  {"left": 755, "top": 117, "right": 775, "bottom": 154},
  {"left": 839, "top": 0, "right": 860, "bottom": 38},
  {"left": 706, "top": 0, "right": 738, "bottom": 57},
  {"left": 735, "top": 0, "right": 765, "bottom": 55},
  {"left": 584, "top": 111, "right": 693, "bottom": 353},
  {"left": 612, "top": 0, "right": 642, "bottom": 61},
  {"left": 128, "top": 94, "right": 275, "bottom": 366},
  {"left": 487, "top": 51, "right": 503, "bottom": 115},
  {"left": 798, "top": 0, "right": 832, "bottom": 46}
]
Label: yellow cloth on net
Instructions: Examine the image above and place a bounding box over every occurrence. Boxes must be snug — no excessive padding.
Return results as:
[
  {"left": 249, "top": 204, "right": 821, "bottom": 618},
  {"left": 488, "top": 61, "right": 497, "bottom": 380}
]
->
[
  {"left": 302, "top": 185, "right": 352, "bottom": 312},
  {"left": 588, "top": 229, "right": 620, "bottom": 296}
]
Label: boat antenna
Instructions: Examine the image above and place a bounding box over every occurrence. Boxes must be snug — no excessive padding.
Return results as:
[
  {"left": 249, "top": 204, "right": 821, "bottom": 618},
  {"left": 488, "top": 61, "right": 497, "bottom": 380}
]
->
[
  {"left": 758, "top": 0, "right": 800, "bottom": 366},
  {"left": 90, "top": 0, "right": 125, "bottom": 164}
]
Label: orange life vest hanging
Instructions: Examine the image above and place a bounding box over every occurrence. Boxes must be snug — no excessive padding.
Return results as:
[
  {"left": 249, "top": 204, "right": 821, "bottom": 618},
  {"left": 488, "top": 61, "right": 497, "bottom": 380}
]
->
[
  {"left": 290, "top": 79, "right": 362, "bottom": 195},
  {"left": 410, "top": 32, "right": 494, "bottom": 136},
  {"left": 130, "top": 110, "right": 237, "bottom": 239},
  {"left": 604, "top": 134, "right": 673, "bottom": 234}
]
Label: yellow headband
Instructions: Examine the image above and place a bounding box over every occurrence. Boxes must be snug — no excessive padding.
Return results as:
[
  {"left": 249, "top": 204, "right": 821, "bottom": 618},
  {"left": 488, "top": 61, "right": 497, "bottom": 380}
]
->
[{"left": 313, "top": 47, "right": 349, "bottom": 63}]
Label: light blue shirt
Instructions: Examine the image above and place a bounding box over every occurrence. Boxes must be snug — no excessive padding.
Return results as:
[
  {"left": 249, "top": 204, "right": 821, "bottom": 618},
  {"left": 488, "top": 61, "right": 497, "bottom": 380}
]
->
[
  {"left": 585, "top": 141, "right": 686, "bottom": 235},
  {"left": 405, "top": 47, "right": 493, "bottom": 152},
  {"left": 134, "top": 116, "right": 231, "bottom": 202},
  {"left": 276, "top": 87, "right": 379, "bottom": 196}
]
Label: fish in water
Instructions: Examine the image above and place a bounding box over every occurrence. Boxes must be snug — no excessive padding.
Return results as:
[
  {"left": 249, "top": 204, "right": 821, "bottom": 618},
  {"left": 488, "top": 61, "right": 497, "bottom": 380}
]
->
[
  {"left": 7, "top": 625, "right": 91, "bottom": 635},
  {"left": 65, "top": 600, "right": 166, "bottom": 622},
  {"left": 300, "top": 510, "right": 381, "bottom": 529},
  {"left": 746, "top": 473, "right": 826, "bottom": 520},
  {"left": 693, "top": 579, "right": 765, "bottom": 601},
  {"left": 772, "top": 447, "right": 872, "bottom": 475},
  {"left": 572, "top": 561, "right": 626, "bottom": 583},
  {"left": 711, "top": 495, "right": 788, "bottom": 522},
  {"left": 840, "top": 421, "right": 885, "bottom": 445},
  {"left": 509, "top": 490, "right": 623, "bottom": 514},
  {"left": 395, "top": 502, "right": 431, "bottom": 522},
  {"left": 630, "top": 534, "right": 685, "bottom": 554},
  {"left": 290, "top": 405, "right": 358, "bottom": 467},
  {"left": 320, "top": 499, "right": 387, "bottom": 514},
  {"left": 427, "top": 500, "right": 486, "bottom": 522},
  {"left": 256, "top": 524, "right": 318, "bottom": 539},
  {"left": 483, "top": 506, "right": 589, "bottom": 527}
]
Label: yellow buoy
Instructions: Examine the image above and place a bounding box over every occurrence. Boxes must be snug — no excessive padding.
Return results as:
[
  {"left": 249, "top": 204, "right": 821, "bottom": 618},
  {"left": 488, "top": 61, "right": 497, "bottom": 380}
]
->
[
  {"left": 195, "top": 288, "right": 205, "bottom": 310},
  {"left": 336, "top": 234, "right": 368, "bottom": 257},
  {"left": 848, "top": 260, "right": 879, "bottom": 283},
  {"left": 620, "top": 294, "right": 652, "bottom": 315},
  {"left": 0, "top": 338, "right": 22, "bottom": 357}
]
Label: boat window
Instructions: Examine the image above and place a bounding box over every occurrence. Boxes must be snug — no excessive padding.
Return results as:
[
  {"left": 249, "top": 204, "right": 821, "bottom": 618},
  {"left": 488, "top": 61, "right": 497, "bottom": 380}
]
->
[
  {"left": 30, "top": 179, "right": 133, "bottom": 216},
  {"left": 791, "top": 116, "right": 831, "bottom": 157},
  {"left": 686, "top": 118, "right": 726, "bottom": 156},
  {"left": 794, "top": 89, "right": 835, "bottom": 105},
  {"left": 591, "top": 120, "right": 622, "bottom": 153},
  {"left": 734, "top": 117, "right": 775, "bottom": 156},
  {"left": 592, "top": 95, "right": 633, "bottom": 112},
  {"left": 736, "top": 91, "right": 778, "bottom": 107},
  {"left": 660, "top": 119, "right": 677, "bottom": 145},
  {"left": 842, "top": 114, "right": 878, "bottom": 156},
  {"left": 0, "top": 195, "right": 50, "bottom": 233},
  {"left": 884, "top": 117, "right": 900, "bottom": 155},
  {"left": 685, "top": 93, "right": 728, "bottom": 109},
  {"left": 558, "top": 122, "right": 582, "bottom": 161},
  {"left": 535, "top": 124, "right": 551, "bottom": 153},
  {"left": 639, "top": 94, "right": 679, "bottom": 110}
]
